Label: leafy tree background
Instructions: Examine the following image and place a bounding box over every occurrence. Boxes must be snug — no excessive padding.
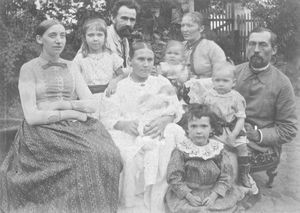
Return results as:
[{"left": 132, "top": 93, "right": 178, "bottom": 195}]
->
[{"left": 0, "top": 0, "right": 299, "bottom": 119}]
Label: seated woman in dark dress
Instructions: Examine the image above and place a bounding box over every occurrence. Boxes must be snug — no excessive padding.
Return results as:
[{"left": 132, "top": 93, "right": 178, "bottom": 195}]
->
[{"left": 0, "top": 19, "right": 122, "bottom": 213}]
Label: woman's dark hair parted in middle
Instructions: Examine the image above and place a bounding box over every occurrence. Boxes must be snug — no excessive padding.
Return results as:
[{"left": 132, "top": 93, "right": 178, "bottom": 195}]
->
[{"left": 129, "top": 41, "right": 153, "bottom": 58}]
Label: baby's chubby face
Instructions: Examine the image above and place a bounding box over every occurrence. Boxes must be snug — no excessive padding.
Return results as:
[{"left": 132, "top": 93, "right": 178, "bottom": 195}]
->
[
  {"left": 212, "top": 67, "right": 235, "bottom": 95},
  {"left": 165, "top": 45, "right": 184, "bottom": 65}
]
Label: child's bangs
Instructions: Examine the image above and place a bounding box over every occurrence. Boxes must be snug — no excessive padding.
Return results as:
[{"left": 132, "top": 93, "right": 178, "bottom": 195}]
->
[
  {"left": 94, "top": 23, "right": 107, "bottom": 34},
  {"left": 85, "top": 22, "right": 107, "bottom": 34}
]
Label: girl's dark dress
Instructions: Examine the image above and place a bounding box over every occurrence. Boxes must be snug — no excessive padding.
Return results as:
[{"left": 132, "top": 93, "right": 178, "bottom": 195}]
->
[{"left": 165, "top": 138, "right": 246, "bottom": 213}]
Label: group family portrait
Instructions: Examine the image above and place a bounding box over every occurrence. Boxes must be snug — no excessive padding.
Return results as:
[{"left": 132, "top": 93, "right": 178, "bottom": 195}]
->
[{"left": 0, "top": 0, "right": 300, "bottom": 212}]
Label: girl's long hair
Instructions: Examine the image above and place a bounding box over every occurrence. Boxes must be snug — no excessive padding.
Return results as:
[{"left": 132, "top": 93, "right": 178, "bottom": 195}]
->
[{"left": 81, "top": 18, "right": 111, "bottom": 57}]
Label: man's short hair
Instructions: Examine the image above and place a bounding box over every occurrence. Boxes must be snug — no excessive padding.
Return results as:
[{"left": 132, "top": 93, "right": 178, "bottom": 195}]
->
[
  {"left": 112, "top": 0, "right": 140, "bottom": 18},
  {"left": 249, "top": 27, "right": 278, "bottom": 48}
]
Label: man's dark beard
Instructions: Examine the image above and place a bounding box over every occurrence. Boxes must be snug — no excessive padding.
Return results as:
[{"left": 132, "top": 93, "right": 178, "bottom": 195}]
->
[
  {"left": 116, "top": 25, "right": 133, "bottom": 38},
  {"left": 250, "top": 54, "right": 268, "bottom": 69}
]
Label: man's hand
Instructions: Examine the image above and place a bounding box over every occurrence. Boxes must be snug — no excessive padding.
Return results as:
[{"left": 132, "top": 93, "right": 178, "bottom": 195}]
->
[
  {"left": 143, "top": 115, "right": 174, "bottom": 138},
  {"left": 186, "top": 193, "right": 202, "bottom": 207},
  {"left": 114, "top": 120, "right": 139, "bottom": 136},
  {"left": 245, "top": 122, "right": 260, "bottom": 142}
]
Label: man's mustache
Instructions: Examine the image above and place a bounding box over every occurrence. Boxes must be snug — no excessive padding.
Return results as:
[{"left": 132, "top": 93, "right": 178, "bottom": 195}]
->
[
  {"left": 117, "top": 26, "right": 133, "bottom": 38},
  {"left": 250, "top": 53, "right": 263, "bottom": 61}
]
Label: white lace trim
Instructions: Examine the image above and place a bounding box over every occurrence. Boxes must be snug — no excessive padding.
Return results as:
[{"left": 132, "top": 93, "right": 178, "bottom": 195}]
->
[{"left": 177, "top": 138, "right": 224, "bottom": 160}]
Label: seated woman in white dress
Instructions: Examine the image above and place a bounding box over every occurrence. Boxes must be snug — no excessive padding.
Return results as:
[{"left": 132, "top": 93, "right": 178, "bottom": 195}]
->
[{"left": 101, "top": 42, "right": 183, "bottom": 213}]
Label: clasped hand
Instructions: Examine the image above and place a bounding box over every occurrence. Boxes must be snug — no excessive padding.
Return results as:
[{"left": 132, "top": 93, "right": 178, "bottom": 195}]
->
[
  {"left": 186, "top": 192, "right": 218, "bottom": 207},
  {"left": 71, "top": 100, "right": 97, "bottom": 113},
  {"left": 116, "top": 115, "right": 173, "bottom": 138}
]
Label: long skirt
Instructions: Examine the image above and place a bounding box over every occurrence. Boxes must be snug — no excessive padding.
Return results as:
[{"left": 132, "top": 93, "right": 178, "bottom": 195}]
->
[
  {"left": 0, "top": 118, "right": 122, "bottom": 213},
  {"left": 111, "top": 123, "right": 184, "bottom": 213}
]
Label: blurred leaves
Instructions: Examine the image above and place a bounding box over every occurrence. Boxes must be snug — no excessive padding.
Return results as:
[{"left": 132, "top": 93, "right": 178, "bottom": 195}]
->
[{"left": 244, "top": 0, "right": 300, "bottom": 61}]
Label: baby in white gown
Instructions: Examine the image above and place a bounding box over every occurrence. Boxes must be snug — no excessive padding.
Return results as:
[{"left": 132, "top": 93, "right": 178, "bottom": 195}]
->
[{"left": 135, "top": 85, "right": 178, "bottom": 186}]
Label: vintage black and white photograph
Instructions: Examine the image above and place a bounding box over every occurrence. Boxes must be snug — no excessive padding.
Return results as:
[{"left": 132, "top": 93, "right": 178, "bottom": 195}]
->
[{"left": 0, "top": 0, "right": 299, "bottom": 212}]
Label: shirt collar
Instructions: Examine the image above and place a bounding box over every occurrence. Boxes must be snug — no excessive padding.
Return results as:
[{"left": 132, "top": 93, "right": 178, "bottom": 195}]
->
[{"left": 242, "top": 62, "right": 272, "bottom": 84}]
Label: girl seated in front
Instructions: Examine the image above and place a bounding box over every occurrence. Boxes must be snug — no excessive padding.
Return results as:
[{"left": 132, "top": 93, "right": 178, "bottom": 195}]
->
[{"left": 165, "top": 104, "right": 248, "bottom": 213}]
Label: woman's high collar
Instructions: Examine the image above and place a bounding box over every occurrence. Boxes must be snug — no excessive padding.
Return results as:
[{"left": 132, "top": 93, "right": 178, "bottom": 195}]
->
[{"left": 185, "top": 36, "right": 203, "bottom": 50}]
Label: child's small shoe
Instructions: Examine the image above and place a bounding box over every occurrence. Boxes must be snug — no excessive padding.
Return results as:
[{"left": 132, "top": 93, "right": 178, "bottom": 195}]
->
[
  {"left": 248, "top": 175, "right": 259, "bottom": 195},
  {"left": 240, "top": 172, "right": 252, "bottom": 188}
]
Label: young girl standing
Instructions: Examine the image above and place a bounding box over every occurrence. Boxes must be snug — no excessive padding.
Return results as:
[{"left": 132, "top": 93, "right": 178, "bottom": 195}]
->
[
  {"left": 165, "top": 104, "right": 248, "bottom": 213},
  {"left": 73, "top": 18, "right": 125, "bottom": 117}
]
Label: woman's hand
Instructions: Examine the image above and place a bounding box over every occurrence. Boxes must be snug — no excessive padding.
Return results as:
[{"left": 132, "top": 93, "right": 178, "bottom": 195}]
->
[
  {"left": 105, "top": 79, "right": 118, "bottom": 97},
  {"left": 202, "top": 192, "right": 218, "bottom": 206},
  {"left": 114, "top": 120, "right": 139, "bottom": 136},
  {"left": 71, "top": 100, "right": 96, "bottom": 113},
  {"left": 186, "top": 193, "right": 202, "bottom": 207},
  {"left": 143, "top": 115, "right": 174, "bottom": 138},
  {"left": 64, "top": 110, "right": 88, "bottom": 122},
  {"left": 75, "top": 111, "right": 88, "bottom": 122}
]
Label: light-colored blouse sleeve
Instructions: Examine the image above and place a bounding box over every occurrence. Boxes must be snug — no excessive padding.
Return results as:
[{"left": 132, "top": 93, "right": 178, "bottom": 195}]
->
[
  {"left": 100, "top": 84, "right": 124, "bottom": 130},
  {"left": 234, "top": 92, "right": 246, "bottom": 118},
  {"left": 72, "top": 53, "right": 82, "bottom": 72},
  {"left": 111, "top": 52, "right": 123, "bottom": 72},
  {"left": 208, "top": 40, "right": 227, "bottom": 64},
  {"left": 185, "top": 78, "right": 212, "bottom": 104}
]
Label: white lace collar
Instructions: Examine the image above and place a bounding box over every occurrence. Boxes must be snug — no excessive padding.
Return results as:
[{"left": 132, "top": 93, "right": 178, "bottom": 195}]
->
[{"left": 177, "top": 138, "right": 224, "bottom": 160}]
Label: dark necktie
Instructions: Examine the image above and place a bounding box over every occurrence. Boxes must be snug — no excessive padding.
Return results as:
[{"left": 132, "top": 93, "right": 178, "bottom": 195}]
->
[
  {"left": 42, "top": 61, "right": 67, "bottom": 70},
  {"left": 121, "top": 39, "right": 127, "bottom": 68}
]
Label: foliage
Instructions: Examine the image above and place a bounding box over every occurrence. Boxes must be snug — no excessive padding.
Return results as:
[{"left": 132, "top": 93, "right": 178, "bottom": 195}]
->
[
  {"left": 0, "top": 0, "right": 110, "bottom": 105},
  {"left": 0, "top": 0, "right": 43, "bottom": 104},
  {"left": 1, "top": 0, "right": 299, "bottom": 107},
  {"left": 244, "top": 0, "right": 300, "bottom": 62}
]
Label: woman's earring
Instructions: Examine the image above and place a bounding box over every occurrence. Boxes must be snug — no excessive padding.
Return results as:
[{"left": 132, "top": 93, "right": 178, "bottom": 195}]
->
[{"left": 209, "top": 131, "right": 214, "bottom": 137}]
